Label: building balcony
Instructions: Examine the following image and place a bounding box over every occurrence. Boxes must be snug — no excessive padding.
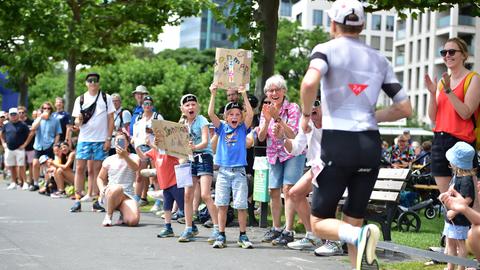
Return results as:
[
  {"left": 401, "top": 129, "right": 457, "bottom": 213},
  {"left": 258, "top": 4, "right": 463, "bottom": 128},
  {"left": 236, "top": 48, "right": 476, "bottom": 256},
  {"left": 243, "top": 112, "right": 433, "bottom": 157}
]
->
[
  {"left": 437, "top": 16, "right": 450, "bottom": 28},
  {"left": 459, "top": 15, "right": 475, "bottom": 26}
]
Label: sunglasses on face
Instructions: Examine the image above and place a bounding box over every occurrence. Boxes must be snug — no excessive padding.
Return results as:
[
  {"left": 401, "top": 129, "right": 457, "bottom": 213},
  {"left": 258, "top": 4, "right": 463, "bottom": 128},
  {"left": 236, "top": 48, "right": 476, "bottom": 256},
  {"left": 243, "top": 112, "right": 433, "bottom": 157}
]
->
[
  {"left": 143, "top": 102, "right": 153, "bottom": 106},
  {"left": 86, "top": 78, "right": 99, "bottom": 84},
  {"left": 440, "top": 49, "right": 461, "bottom": 57}
]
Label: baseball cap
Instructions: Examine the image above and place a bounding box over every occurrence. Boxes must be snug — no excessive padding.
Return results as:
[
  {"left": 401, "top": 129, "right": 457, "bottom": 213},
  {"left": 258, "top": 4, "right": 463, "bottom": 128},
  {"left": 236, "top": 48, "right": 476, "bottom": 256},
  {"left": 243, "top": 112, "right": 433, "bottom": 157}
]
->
[
  {"left": 327, "top": 0, "right": 365, "bottom": 26},
  {"left": 132, "top": 85, "right": 149, "bottom": 95},
  {"left": 39, "top": 155, "right": 49, "bottom": 165},
  {"left": 8, "top": 108, "right": 18, "bottom": 115},
  {"left": 224, "top": 102, "right": 242, "bottom": 114},
  {"left": 180, "top": 94, "right": 198, "bottom": 106},
  {"left": 143, "top": 96, "right": 154, "bottom": 103},
  {"left": 0, "top": 111, "right": 6, "bottom": 118},
  {"left": 445, "top": 141, "right": 475, "bottom": 170},
  {"left": 85, "top": 72, "right": 100, "bottom": 81}
]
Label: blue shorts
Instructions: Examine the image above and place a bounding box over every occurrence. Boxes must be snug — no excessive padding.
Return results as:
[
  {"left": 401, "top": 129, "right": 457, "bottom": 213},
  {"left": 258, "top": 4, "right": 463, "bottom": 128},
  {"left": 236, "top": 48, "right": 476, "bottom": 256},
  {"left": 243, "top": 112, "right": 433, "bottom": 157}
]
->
[
  {"left": 76, "top": 142, "right": 108, "bottom": 161},
  {"left": 443, "top": 222, "right": 469, "bottom": 240},
  {"left": 191, "top": 153, "right": 213, "bottom": 177},
  {"left": 268, "top": 154, "right": 306, "bottom": 189},
  {"left": 215, "top": 167, "right": 248, "bottom": 209},
  {"left": 163, "top": 185, "right": 185, "bottom": 212}
]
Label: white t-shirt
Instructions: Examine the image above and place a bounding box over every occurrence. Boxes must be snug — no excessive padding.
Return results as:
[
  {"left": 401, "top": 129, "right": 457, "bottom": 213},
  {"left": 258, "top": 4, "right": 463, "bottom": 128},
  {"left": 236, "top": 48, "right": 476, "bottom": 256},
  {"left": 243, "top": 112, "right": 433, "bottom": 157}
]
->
[
  {"left": 102, "top": 153, "right": 139, "bottom": 197},
  {"left": 132, "top": 113, "right": 163, "bottom": 148},
  {"left": 72, "top": 91, "right": 115, "bottom": 142}
]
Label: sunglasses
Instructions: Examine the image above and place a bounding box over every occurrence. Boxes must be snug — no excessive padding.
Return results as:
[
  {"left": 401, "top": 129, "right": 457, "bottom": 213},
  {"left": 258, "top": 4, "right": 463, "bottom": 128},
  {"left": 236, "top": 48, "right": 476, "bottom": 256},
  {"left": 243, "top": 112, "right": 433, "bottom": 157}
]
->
[
  {"left": 86, "top": 78, "right": 99, "bottom": 84},
  {"left": 440, "top": 49, "right": 461, "bottom": 57},
  {"left": 143, "top": 102, "right": 153, "bottom": 106}
]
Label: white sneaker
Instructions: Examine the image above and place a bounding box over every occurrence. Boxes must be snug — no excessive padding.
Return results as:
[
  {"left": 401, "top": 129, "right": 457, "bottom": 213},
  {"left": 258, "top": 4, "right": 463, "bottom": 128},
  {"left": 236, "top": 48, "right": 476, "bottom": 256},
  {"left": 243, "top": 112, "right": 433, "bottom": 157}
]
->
[
  {"left": 140, "top": 168, "right": 157, "bottom": 178},
  {"left": 150, "top": 204, "right": 161, "bottom": 212},
  {"left": 102, "top": 215, "right": 112, "bottom": 227},
  {"left": 287, "top": 237, "right": 322, "bottom": 250},
  {"left": 22, "top": 183, "right": 30, "bottom": 190},
  {"left": 356, "top": 224, "right": 380, "bottom": 270},
  {"left": 7, "top": 183, "right": 17, "bottom": 190},
  {"left": 314, "top": 240, "right": 344, "bottom": 256},
  {"left": 147, "top": 190, "right": 163, "bottom": 200},
  {"left": 80, "top": 194, "right": 93, "bottom": 202}
]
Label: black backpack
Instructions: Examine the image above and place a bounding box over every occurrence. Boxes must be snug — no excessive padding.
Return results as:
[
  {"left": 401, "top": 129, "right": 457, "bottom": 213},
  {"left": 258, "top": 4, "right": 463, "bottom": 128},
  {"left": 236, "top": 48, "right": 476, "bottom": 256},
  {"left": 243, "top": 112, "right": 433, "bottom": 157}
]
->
[
  {"left": 80, "top": 91, "right": 107, "bottom": 125},
  {"left": 114, "top": 108, "right": 130, "bottom": 130},
  {"left": 136, "top": 111, "right": 161, "bottom": 121}
]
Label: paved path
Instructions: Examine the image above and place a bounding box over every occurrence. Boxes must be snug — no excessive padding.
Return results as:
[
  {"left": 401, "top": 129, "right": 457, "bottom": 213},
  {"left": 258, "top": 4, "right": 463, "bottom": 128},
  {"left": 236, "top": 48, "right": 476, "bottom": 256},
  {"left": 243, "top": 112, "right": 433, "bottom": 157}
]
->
[{"left": 0, "top": 181, "right": 352, "bottom": 270}]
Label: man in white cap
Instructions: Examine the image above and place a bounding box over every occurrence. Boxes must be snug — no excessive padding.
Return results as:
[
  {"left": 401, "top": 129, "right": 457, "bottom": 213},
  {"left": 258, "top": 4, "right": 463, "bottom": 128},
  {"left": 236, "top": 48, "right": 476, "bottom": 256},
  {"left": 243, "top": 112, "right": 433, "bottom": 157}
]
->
[
  {"left": 1, "top": 108, "right": 34, "bottom": 189},
  {"left": 300, "top": 0, "right": 412, "bottom": 269},
  {"left": 129, "top": 85, "right": 149, "bottom": 136}
]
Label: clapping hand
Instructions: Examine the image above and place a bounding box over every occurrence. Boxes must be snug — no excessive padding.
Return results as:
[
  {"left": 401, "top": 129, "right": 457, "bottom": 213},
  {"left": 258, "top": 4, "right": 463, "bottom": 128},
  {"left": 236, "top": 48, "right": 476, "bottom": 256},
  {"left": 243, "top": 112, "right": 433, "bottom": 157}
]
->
[{"left": 424, "top": 74, "right": 437, "bottom": 95}]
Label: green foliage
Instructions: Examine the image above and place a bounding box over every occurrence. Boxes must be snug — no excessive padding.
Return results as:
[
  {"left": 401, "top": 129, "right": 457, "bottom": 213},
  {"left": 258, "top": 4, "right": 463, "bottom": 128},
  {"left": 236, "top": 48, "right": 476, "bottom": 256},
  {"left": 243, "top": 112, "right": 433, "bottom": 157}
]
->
[{"left": 28, "top": 47, "right": 228, "bottom": 121}]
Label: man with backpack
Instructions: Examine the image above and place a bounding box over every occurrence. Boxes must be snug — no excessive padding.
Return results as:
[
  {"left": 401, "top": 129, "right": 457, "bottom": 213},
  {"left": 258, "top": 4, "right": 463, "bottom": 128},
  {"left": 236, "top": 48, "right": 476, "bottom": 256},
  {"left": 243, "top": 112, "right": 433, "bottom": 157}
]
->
[
  {"left": 70, "top": 72, "right": 114, "bottom": 213},
  {"left": 129, "top": 85, "right": 149, "bottom": 136},
  {"left": 109, "top": 93, "right": 132, "bottom": 156}
]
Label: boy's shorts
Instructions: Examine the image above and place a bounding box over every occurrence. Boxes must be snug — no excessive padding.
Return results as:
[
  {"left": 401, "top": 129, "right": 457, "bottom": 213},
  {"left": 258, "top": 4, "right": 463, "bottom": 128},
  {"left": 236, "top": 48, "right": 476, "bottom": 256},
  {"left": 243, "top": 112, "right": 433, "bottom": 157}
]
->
[
  {"left": 215, "top": 166, "right": 248, "bottom": 209},
  {"left": 191, "top": 153, "right": 213, "bottom": 177},
  {"left": 76, "top": 141, "right": 107, "bottom": 161},
  {"left": 163, "top": 185, "right": 185, "bottom": 212}
]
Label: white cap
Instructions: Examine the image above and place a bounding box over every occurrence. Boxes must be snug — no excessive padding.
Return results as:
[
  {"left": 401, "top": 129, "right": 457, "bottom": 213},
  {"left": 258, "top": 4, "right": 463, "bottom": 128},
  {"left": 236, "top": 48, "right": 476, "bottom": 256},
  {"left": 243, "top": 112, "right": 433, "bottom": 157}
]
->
[
  {"left": 8, "top": 108, "right": 18, "bottom": 114},
  {"left": 39, "top": 155, "right": 49, "bottom": 165},
  {"left": 0, "top": 111, "right": 5, "bottom": 118},
  {"left": 327, "top": 0, "right": 365, "bottom": 26}
]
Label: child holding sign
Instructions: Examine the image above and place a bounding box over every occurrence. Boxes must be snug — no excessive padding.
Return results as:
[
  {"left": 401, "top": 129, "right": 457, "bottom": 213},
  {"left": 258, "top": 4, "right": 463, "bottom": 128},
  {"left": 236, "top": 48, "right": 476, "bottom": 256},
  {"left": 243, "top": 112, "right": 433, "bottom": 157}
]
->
[
  {"left": 208, "top": 84, "right": 254, "bottom": 249},
  {"left": 177, "top": 94, "right": 219, "bottom": 243}
]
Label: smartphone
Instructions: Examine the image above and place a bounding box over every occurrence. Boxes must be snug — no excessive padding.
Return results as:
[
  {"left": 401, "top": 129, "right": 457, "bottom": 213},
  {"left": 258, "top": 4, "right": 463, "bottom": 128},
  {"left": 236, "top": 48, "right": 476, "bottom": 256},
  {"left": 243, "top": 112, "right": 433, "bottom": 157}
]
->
[{"left": 117, "top": 138, "right": 126, "bottom": 149}]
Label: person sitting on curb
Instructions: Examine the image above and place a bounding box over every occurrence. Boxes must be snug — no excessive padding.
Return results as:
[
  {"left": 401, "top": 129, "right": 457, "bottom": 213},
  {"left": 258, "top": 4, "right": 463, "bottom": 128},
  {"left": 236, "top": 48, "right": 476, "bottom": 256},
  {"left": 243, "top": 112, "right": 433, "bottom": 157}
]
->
[{"left": 97, "top": 130, "right": 140, "bottom": 227}]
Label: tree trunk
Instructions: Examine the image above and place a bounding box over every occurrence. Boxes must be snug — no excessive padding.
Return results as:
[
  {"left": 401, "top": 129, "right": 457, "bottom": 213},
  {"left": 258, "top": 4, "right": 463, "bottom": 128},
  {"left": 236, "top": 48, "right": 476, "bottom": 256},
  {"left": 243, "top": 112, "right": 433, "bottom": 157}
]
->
[
  {"left": 18, "top": 73, "right": 28, "bottom": 107},
  {"left": 255, "top": 0, "right": 279, "bottom": 99},
  {"left": 65, "top": 51, "right": 77, "bottom": 113}
]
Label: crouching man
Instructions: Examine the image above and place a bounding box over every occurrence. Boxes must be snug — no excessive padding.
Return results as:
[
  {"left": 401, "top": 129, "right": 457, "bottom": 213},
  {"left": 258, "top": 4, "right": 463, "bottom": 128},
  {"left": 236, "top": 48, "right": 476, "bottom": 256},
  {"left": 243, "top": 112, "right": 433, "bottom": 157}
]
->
[{"left": 97, "top": 130, "right": 140, "bottom": 227}]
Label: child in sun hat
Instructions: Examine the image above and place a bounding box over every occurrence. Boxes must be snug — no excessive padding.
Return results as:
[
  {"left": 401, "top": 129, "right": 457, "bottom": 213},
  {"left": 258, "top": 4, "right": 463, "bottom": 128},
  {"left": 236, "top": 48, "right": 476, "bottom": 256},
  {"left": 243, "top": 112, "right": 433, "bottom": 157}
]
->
[{"left": 443, "top": 141, "right": 476, "bottom": 270}]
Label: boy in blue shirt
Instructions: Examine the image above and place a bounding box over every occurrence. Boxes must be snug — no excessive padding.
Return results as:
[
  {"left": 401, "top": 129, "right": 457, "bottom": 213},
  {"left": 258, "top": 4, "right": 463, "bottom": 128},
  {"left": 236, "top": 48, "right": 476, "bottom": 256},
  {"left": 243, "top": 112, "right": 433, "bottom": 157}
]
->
[{"left": 208, "top": 83, "right": 254, "bottom": 249}]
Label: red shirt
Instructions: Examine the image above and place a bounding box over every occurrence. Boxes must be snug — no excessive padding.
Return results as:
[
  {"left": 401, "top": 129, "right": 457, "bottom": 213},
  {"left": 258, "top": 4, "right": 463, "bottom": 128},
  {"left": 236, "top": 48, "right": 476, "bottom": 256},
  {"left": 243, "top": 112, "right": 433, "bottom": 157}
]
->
[
  {"left": 145, "top": 149, "right": 179, "bottom": 190},
  {"left": 433, "top": 75, "right": 476, "bottom": 143}
]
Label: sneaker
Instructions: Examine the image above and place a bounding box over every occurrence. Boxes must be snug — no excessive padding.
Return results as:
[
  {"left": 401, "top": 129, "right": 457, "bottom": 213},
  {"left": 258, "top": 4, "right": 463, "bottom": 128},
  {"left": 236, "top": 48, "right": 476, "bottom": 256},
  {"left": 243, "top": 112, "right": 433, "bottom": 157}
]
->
[
  {"left": 356, "top": 224, "right": 380, "bottom": 270},
  {"left": 212, "top": 235, "right": 226, "bottom": 249},
  {"left": 314, "top": 240, "right": 344, "bottom": 256},
  {"left": 92, "top": 200, "right": 106, "bottom": 212},
  {"left": 138, "top": 198, "right": 149, "bottom": 207},
  {"left": 147, "top": 190, "right": 163, "bottom": 200},
  {"left": 70, "top": 201, "right": 81, "bottom": 212},
  {"left": 80, "top": 194, "right": 93, "bottom": 202},
  {"left": 192, "top": 225, "right": 199, "bottom": 236},
  {"left": 237, "top": 234, "right": 253, "bottom": 249},
  {"left": 157, "top": 227, "right": 174, "bottom": 238},
  {"left": 287, "top": 237, "right": 321, "bottom": 250},
  {"left": 207, "top": 229, "right": 220, "bottom": 244},
  {"left": 22, "top": 182, "right": 29, "bottom": 190},
  {"left": 50, "top": 190, "right": 67, "bottom": 199},
  {"left": 6, "top": 183, "right": 17, "bottom": 190},
  {"left": 178, "top": 230, "right": 195, "bottom": 242},
  {"left": 150, "top": 203, "right": 161, "bottom": 212},
  {"left": 102, "top": 215, "right": 112, "bottom": 227},
  {"left": 140, "top": 168, "right": 157, "bottom": 178},
  {"left": 272, "top": 230, "right": 294, "bottom": 246},
  {"left": 203, "top": 219, "right": 214, "bottom": 228},
  {"left": 29, "top": 184, "right": 39, "bottom": 191},
  {"left": 262, "top": 228, "right": 282, "bottom": 243}
]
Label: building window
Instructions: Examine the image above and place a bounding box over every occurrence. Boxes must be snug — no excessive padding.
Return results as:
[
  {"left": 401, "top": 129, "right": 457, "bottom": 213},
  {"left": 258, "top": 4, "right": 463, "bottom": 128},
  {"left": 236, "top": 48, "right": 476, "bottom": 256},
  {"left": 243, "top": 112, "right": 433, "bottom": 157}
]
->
[
  {"left": 410, "top": 18, "right": 414, "bottom": 35},
  {"left": 385, "top": 37, "right": 393, "bottom": 51},
  {"left": 280, "top": 0, "right": 292, "bottom": 17},
  {"left": 417, "top": 40, "right": 421, "bottom": 61},
  {"left": 371, "top": 36, "right": 381, "bottom": 50},
  {"left": 426, "top": 12, "right": 430, "bottom": 31},
  {"left": 371, "top": 15, "right": 381, "bottom": 30},
  {"left": 386, "top": 16, "right": 394, "bottom": 31},
  {"left": 423, "top": 93, "right": 428, "bottom": 117},
  {"left": 313, "top": 10, "right": 323, "bottom": 26},
  {"left": 359, "top": 35, "right": 366, "bottom": 43},
  {"left": 296, "top": 13, "right": 302, "bottom": 23},
  {"left": 409, "top": 41, "right": 413, "bottom": 63},
  {"left": 416, "top": 67, "right": 420, "bottom": 89},
  {"left": 425, "top": 37, "right": 430, "bottom": 59}
]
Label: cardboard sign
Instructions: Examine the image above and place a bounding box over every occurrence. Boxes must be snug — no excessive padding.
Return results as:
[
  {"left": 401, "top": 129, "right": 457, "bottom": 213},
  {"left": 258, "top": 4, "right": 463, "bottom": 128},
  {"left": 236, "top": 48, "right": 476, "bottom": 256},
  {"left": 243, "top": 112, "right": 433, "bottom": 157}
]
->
[
  {"left": 151, "top": 120, "right": 192, "bottom": 159},
  {"left": 213, "top": 48, "right": 252, "bottom": 90}
]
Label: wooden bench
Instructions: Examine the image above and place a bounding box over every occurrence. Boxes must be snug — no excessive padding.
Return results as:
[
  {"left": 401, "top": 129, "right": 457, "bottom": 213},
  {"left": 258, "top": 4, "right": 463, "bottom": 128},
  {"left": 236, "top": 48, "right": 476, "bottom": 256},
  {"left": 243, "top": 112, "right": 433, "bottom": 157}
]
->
[{"left": 341, "top": 168, "right": 410, "bottom": 241}]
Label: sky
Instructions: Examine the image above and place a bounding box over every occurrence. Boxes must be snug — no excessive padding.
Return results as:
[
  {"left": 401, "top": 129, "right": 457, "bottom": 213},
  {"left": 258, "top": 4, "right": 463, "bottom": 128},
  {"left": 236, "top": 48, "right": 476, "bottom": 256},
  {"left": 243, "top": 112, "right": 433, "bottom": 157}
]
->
[{"left": 144, "top": 25, "right": 181, "bottom": 53}]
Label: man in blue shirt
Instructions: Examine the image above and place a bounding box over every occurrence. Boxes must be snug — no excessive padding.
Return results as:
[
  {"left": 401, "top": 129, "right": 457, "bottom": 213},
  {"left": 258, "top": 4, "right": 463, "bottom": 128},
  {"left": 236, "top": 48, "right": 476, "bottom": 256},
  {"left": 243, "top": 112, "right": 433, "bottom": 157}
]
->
[
  {"left": 129, "top": 85, "right": 149, "bottom": 136},
  {"left": 30, "top": 102, "right": 62, "bottom": 191},
  {"left": 52, "top": 97, "right": 72, "bottom": 142}
]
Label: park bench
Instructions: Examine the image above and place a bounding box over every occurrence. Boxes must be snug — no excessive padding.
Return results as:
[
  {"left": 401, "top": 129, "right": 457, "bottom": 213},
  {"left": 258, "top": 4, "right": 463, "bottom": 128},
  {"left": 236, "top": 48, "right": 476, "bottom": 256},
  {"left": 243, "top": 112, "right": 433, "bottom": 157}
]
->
[{"left": 341, "top": 168, "right": 410, "bottom": 241}]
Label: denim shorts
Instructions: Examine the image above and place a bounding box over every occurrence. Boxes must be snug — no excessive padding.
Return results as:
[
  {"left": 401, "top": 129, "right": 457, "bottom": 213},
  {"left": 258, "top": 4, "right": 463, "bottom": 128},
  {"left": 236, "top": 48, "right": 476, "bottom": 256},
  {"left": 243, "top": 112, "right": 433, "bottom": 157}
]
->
[
  {"left": 268, "top": 154, "right": 306, "bottom": 189},
  {"left": 215, "top": 166, "right": 248, "bottom": 209},
  {"left": 76, "top": 141, "right": 108, "bottom": 161},
  {"left": 443, "top": 222, "right": 469, "bottom": 240},
  {"left": 191, "top": 153, "right": 213, "bottom": 177}
]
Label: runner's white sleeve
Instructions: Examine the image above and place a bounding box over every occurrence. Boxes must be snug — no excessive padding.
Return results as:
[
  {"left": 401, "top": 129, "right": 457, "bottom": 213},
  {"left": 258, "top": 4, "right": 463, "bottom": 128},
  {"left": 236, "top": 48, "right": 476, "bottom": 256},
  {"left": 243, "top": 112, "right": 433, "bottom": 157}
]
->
[{"left": 286, "top": 129, "right": 308, "bottom": 156}]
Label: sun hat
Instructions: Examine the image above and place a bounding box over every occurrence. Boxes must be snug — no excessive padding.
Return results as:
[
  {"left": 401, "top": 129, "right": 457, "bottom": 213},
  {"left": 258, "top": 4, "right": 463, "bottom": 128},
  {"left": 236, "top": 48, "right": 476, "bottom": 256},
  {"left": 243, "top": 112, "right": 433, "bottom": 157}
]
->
[
  {"left": 132, "top": 85, "right": 149, "bottom": 95},
  {"left": 445, "top": 141, "right": 475, "bottom": 170}
]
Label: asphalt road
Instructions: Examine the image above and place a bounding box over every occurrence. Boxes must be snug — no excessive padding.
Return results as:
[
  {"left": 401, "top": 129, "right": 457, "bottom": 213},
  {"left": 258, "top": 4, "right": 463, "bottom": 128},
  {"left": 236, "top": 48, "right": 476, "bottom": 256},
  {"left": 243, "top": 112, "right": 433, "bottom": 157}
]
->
[{"left": 0, "top": 180, "right": 351, "bottom": 270}]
